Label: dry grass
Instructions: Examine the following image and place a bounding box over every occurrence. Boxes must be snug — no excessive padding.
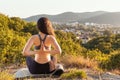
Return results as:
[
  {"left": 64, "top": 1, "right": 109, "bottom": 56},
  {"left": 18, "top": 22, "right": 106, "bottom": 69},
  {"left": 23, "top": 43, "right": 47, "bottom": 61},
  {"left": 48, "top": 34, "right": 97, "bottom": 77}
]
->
[
  {"left": 110, "top": 69, "right": 120, "bottom": 75},
  {"left": 60, "top": 55, "right": 98, "bottom": 69}
]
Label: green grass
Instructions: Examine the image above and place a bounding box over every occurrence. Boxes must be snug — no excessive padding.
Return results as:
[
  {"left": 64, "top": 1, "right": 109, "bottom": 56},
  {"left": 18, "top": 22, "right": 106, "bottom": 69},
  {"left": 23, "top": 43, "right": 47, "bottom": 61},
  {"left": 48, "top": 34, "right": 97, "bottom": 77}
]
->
[{"left": 60, "top": 68, "right": 87, "bottom": 79}]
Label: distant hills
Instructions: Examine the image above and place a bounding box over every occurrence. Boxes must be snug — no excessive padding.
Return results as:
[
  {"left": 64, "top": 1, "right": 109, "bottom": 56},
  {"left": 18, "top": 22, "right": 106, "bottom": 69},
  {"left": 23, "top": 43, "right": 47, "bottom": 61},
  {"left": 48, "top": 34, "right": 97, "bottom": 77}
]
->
[{"left": 23, "top": 11, "right": 120, "bottom": 26}]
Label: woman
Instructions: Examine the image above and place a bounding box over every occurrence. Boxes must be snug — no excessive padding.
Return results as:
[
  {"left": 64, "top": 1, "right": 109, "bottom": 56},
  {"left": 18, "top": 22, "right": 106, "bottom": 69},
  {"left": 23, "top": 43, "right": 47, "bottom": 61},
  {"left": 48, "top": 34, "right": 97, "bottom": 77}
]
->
[{"left": 22, "top": 17, "right": 64, "bottom": 76}]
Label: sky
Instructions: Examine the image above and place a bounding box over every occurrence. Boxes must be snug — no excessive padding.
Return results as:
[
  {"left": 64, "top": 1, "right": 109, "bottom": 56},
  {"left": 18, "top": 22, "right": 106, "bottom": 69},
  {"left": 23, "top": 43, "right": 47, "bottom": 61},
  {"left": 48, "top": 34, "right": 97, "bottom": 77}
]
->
[{"left": 0, "top": 0, "right": 120, "bottom": 18}]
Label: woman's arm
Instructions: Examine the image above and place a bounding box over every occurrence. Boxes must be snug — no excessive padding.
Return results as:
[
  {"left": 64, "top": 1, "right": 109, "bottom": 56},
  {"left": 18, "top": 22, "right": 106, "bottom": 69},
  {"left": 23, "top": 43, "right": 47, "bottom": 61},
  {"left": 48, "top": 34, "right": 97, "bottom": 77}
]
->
[{"left": 22, "top": 36, "right": 37, "bottom": 56}]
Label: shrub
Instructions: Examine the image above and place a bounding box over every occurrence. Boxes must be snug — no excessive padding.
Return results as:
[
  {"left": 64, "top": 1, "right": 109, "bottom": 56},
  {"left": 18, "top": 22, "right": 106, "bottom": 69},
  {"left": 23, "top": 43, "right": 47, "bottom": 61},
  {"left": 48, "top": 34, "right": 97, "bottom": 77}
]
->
[
  {"left": 0, "top": 70, "right": 14, "bottom": 80},
  {"left": 101, "top": 52, "right": 120, "bottom": 70}
]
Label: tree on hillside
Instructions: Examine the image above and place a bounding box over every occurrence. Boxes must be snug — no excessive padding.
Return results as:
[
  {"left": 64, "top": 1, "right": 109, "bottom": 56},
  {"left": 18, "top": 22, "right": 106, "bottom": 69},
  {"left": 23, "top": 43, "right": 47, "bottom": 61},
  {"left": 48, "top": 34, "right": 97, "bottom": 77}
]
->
[
  {"left": 55, "top": 30, "right": 83, "bottom": 55},
  {"left": 22, "top": 22, "right": 37, "bottom": 34},
  {"left": 8, "top": 17, "right": 26, "bottom": 31},
  {"left": 103, "top": 29, "right": 113, "bottom": 36},
  {"left": 0, "top": 13, "right": 9, "bottom": 28},
  {"left": 84, "top": 35, "right": 120, "bottom": 54}
]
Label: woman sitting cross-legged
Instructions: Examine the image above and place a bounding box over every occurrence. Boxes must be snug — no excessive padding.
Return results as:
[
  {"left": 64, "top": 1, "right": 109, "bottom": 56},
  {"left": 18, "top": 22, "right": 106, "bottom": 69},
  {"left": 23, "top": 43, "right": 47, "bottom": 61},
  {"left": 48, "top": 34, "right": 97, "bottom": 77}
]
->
[{"left": 22, "top": 17, "right": 64, "bottom": 77}]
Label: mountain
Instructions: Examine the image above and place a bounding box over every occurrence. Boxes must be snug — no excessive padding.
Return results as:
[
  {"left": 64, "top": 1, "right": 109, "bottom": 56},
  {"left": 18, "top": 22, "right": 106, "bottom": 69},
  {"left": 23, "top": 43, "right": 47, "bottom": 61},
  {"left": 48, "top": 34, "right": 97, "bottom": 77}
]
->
[
  {"left": 23, "top": 11, "right": 120, "bottom": 25},
  {"left": 80, "top": 12, "right": 120, "bottom": 25}
]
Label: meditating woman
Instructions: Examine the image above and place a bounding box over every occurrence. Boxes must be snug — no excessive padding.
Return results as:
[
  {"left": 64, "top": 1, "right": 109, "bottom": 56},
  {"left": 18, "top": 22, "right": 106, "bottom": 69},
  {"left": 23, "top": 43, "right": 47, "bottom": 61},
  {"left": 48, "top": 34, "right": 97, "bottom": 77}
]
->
[{"left": 22, "top": 17, "right": 64, "bottom": 76}]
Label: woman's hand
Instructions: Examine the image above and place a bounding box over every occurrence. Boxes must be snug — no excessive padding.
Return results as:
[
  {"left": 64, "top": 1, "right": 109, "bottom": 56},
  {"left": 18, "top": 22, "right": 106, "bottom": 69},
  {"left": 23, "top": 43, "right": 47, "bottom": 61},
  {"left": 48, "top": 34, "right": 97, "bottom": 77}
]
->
[{"left": 36, "top": 42, "right": 48, "bottom": 54}]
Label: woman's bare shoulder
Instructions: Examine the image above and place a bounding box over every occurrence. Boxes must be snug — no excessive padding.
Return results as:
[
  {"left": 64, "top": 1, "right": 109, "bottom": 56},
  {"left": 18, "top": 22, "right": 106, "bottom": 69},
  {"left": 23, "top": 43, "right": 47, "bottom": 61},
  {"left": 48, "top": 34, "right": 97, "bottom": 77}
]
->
[
  {"left": 47, "top": 35, "right": 55, "bottom": 40},
  {"left": 47, "top": 35, "right": 57, "bottom": 44},
  {"left": 29, "top": 34, "right": 39, "bottom": 41},
  {"left": 32, "top": 34, "right": 38, "bottom": 37}
]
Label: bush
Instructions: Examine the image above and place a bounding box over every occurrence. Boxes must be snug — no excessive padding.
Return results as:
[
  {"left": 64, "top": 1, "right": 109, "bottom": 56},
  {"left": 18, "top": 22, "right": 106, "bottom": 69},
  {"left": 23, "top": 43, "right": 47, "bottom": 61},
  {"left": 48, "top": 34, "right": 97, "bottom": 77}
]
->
[
  {"left": 100, "top": 51, "right": 120, "bottom": 70},
  {"left": 55, "top": 30, "right": 84, "bottom": 56},
  {"left": 0, "top": 70, "right": 14, "bottom": 80},
  {"left": 0, "top": 28, "right": 31, "bottom": 65}
]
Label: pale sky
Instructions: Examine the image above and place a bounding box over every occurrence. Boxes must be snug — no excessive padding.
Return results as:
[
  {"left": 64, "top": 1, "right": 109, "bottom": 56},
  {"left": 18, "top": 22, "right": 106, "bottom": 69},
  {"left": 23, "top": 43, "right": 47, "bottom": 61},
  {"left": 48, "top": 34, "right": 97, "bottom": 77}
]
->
[{"left": 0, "top": 0, "right": 120, "bottom": 18}]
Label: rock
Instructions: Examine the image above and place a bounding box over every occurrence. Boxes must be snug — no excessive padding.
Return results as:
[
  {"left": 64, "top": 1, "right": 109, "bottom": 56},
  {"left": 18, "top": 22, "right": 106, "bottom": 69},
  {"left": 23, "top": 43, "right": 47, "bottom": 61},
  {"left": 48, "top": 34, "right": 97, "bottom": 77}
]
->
[{"left": 101, "top": 72, "right": 120, "bottom": 80}]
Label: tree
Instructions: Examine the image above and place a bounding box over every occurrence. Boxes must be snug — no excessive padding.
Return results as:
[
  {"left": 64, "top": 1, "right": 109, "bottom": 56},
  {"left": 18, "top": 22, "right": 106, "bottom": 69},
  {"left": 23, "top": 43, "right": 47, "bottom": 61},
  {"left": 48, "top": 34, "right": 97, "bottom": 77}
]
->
[
  {"left": 22, "top": 22, "right": 37, "bottom": 34},
  {"left": 103, "top": 29, "right": 113, "bottom": 36},
  {"left": 55, "top": 30, "right": 84, "bottom": 55},
  {"left": 0, "top": 13, "right": 9, "bottom": 28},
  {"left": 84, "top": 35, "right": 120, "bottom": 54},
  {"left": 8, "top": 17, "right": 26, "bottom": 31}
]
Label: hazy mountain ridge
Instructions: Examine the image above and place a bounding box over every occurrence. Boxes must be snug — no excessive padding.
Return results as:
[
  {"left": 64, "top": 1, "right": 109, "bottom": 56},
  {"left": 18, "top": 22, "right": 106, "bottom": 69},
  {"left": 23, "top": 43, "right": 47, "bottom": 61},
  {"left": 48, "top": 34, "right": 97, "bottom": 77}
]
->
[
  {"left": 23, "top": 11, "right": 120, "bottom": 25},
  {"left": 80, "top": 12, "right": 120, "bottom": 25}
]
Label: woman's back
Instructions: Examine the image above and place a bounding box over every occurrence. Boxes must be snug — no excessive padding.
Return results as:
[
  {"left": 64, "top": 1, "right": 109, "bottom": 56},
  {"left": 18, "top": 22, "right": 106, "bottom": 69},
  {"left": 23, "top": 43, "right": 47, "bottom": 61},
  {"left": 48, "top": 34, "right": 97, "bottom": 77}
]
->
[{"left": 33, "top": 33, "right": 52, "bottom": 63}]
